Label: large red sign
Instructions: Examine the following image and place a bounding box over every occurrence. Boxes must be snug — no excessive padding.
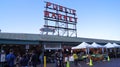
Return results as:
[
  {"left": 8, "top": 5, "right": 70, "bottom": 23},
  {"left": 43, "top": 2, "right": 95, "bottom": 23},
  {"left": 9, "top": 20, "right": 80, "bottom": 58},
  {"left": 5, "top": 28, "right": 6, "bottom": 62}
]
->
[
  {"left": 46, "top": 2, "right": 76, "bottom": 15},
  {"left": 44, "top": 2, "right": 77, "bottom": 23}
]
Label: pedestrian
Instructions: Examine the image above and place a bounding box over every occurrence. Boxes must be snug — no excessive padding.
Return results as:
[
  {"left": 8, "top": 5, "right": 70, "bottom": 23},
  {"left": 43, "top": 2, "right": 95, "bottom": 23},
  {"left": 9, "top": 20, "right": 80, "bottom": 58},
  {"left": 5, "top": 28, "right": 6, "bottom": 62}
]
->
[
  {"left": 30, "top": 50, "right": 38, "bottom": 67},
  {"left": 59, "top": 50, "right": 64, "bottom": 67},
  {"left": 54, "top": 50, "right": 64, "bottom": 67},
  {"left": 6, "top": 49, "right": 16, "bottom": 67},
  {"left": 54, "top": 51, "right": 59, "bottom": 67},
  {"left": 39, "top": 52, "right": 44, "bottom": 67},
  {"left": 20, "top": 54, "right": 29, "bottom": 67},
  {"left": 15, "top": 53, "right": 22, "bottom": 67},
  {"left": 73, "top": 52, "right": 78, "bottom": 66},
  {"left": 0, "top": 50, "right": 6, "bottom": 67}
]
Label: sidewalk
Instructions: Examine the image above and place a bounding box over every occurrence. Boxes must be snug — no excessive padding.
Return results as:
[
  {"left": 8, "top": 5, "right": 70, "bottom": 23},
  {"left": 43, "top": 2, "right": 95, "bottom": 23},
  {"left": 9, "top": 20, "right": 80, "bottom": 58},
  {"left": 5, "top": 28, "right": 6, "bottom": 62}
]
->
[{"left": 37, "top": 58, "right": 120, "bottom": 67}]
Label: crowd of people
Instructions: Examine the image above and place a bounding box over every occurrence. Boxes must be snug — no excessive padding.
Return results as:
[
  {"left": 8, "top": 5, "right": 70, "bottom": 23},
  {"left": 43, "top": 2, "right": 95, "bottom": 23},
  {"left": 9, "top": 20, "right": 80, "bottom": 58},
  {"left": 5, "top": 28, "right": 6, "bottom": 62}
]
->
[
  {"left": 0, "top": 49, "right": 44, "bottom": 67},
  {"left": 0, "top": 48, "right": 87, "bottom": 67}
]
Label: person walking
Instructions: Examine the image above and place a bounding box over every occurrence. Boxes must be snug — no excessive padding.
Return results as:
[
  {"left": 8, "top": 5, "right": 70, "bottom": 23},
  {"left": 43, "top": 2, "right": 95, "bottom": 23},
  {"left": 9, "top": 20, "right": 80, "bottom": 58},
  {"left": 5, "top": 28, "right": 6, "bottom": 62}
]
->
[
  {"left": 0, "top": 50, "right": 6, "bottom": 67},
  {"left": 6, "top": 49, "right": 16, "bottom": 67},
  {"left": 20, "top": 54, "right": 29, "bottom": 67},
  {"left": 39, "top": 52, "right": 44, "bottom": 67},
  {"left": 73, "top": 52, "right": 78, "bottom": 66},
  {"left": 15, "top": 53, "right": 22, "bottom": 67},
  {"left": 30, "top": 50, "right": 38, "bottom": 67},
  {"left": 54, "top": 51, "right": 59, "bottom": 67},
  {"left": 59, "top": 50, "right": 64, "bottom": 67}
]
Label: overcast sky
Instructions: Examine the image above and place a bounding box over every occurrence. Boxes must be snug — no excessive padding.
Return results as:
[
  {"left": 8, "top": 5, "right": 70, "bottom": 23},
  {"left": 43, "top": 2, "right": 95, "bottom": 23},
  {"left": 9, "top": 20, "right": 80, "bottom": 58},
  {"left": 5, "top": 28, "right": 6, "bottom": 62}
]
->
[{"left": 0, "top": 0, "right": 120, "bottom": 40}]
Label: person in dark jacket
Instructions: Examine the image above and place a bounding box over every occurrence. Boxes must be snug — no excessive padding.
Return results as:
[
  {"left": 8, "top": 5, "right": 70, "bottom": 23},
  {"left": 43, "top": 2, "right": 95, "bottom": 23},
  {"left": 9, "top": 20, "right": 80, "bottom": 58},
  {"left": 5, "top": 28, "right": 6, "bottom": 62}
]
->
[
  {"left": 20, "top": 54, "right": 29, "bottom": 67},
  {"left": 30, "top": 50, "right": 38, "bottom": 67}
]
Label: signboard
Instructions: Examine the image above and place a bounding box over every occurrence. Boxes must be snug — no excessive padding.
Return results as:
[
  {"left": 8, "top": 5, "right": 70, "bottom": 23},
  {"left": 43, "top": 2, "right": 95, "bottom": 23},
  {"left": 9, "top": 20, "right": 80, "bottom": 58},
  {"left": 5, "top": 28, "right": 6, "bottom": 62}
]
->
[
  {"left": 40, "top": 27, "right": 55, "bottom": 32},
  {"left": 43, "top": 1, "right": 78, "bottom": 37},
  {"left": 25, "top": 45, "right": 29, "bottom": 49},
  {"left": 44, "top": 43, "right": 61, "bottom": 50},
  {"left": 44, "top": 2, "right": 77, "bottom": 23}
]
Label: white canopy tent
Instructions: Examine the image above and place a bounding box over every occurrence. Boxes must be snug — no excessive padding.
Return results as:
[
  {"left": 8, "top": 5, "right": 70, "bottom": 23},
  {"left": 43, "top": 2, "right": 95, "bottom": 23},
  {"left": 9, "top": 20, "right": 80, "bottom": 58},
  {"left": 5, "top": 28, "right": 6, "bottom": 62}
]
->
[
  {"left": 91, "top": 42, "right": 105, "bottom": 48},
  {"left": 91, "top": 42, "right": 106, "bottom": 53},
  {"left": 112, "top": 43, "right": 120, "bottom": 58},
  {"left": 104, "top": 43, "right": 115, "bottom": 48},
  {"left": 112, "top": 43, "right": 120, "bottom": 48},
  {"left": 72, "top": 42, "right": 93, "bottom": 49},
  {"left": 72, "top": 42, "right": 93, "bottom": 54},
  {"left": 104, "top": 43, "right": 117, "bottom": 57}
]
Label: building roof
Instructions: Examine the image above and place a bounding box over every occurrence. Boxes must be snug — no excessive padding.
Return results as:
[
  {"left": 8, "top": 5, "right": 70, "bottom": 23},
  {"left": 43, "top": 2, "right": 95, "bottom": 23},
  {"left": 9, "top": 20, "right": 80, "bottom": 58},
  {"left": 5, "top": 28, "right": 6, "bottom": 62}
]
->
[{"left": 0, "top": 32, "right": 120, "bottom": 45}]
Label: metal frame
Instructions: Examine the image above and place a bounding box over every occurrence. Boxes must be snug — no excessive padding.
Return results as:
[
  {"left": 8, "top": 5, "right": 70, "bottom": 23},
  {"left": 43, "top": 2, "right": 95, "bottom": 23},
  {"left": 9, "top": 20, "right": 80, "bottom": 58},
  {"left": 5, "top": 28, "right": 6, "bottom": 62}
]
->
[{"left": 41, "top": 1, "right": 77, "bottom": 37}]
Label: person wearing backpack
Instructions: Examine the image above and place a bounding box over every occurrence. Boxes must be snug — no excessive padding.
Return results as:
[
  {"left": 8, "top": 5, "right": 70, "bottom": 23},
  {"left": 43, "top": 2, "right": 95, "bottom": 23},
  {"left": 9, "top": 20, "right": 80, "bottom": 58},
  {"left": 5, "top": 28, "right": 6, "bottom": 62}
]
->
[{"left": 6, "top": 49, "right": 16, "bottom": 67}]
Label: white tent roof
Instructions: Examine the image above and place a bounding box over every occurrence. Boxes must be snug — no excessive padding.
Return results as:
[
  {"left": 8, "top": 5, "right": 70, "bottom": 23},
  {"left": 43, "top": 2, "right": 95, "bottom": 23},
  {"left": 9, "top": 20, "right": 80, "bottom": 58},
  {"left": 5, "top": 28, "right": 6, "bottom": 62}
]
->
[
  {"left": 72, "top": 45, "right": 80, "bottom": 49},
  {"left": 104, "top": 43, "right": 115, "bottom": 48},
  {"left": 112, "top": 43, "right": 120, "bottom": 48},
  {"left": 91, "top": 42, "right": 105, "bottom": 48},
  {"left": 72, "top": 42, "right": 93, "bottom": 49}
]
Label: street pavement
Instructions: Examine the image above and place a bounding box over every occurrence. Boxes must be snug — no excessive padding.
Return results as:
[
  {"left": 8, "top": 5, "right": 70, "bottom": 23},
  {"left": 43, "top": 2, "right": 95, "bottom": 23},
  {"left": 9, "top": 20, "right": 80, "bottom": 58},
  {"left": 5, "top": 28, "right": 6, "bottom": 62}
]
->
[{"left": 37, "top": 58, "right": 120, "bottom": 67}]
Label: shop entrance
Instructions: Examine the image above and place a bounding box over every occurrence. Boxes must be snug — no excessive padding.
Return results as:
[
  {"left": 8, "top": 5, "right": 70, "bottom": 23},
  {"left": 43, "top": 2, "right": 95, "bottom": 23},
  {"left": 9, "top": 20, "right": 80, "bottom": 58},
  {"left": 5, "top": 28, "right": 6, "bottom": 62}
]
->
[{"left": 43, "top": 43, "right": 61, "bottom": 63}]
